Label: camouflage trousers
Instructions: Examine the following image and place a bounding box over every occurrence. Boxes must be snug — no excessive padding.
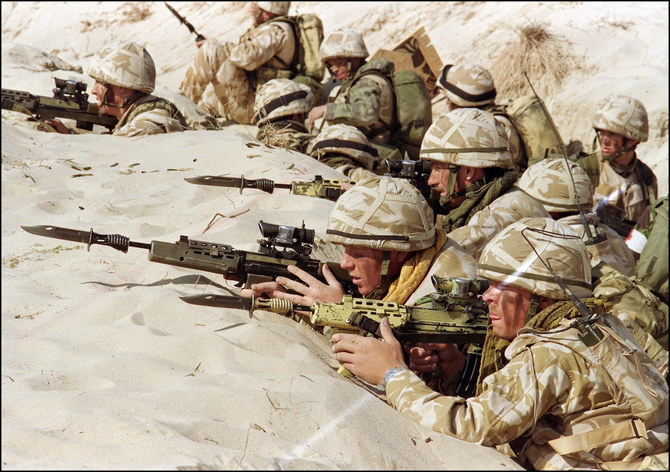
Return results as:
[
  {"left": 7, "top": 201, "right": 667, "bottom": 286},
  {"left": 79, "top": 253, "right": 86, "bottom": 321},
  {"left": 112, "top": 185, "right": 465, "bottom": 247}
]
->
[{"left": 179, "top": 39, "right": 255, "bottom": 124}]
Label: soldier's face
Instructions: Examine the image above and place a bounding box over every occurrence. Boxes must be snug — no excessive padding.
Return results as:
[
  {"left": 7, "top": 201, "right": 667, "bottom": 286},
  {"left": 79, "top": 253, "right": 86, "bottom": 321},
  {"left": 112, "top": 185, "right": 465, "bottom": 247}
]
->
[
  {"left": 339, "top": 246, "right": 384, "bottom": 296},
  {"left": 482, "top": 282, "right": 532, "bottom": 340},
  {"left": 326, "top": 58, "right": 351, "bottom": 81},
  {"left": 597, "top": 130, "right": 625, "bottom": 158}
]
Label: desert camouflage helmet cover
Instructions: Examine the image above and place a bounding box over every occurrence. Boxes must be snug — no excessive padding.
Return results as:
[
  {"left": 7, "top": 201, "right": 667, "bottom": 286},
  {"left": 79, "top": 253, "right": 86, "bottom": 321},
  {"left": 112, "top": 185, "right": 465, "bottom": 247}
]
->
[
  {"left": 88, "top": 41, "right": 155, "bottom": 94},
  {"left": 307, "top": 123, "right": 378, "bottom": 170},
  {"left": 319, "top": 29, "right": 369, "bottom": 63},
  {"left": 478, "top": 217, "right": 592, "bottom": 300},
  {"left": 592, "top": 95, "right": 648, "bottom": 142},
  {"left": 254, "top": 2, "right": 291, "bottom": 15},
  {"left": 420, "top": 108, "right": 513, "bottom": 168},
  {"left": 327, "top": 176, "right": 436, "bottom": 252},
  {"left": 517, "top": 158, "right": 593, "bottom": 213},
  {"left": 437, "top": 63, "right": 497, "bottom": 107},
  {"left": 253, "top": 78, "right": 313, "bottom": 125}
]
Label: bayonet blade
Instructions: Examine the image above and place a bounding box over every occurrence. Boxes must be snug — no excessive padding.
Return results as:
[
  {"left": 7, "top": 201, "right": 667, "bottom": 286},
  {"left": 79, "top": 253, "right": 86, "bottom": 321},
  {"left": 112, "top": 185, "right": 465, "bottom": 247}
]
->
[
  {"left": 180, "top": 294, "right": 254, "bottom": 310},
  {"left": 184, "top": 175, "right": 291, "bottom": 192},
  {"left": 21, "top": 224, "right": 94, "bottom": 245}
]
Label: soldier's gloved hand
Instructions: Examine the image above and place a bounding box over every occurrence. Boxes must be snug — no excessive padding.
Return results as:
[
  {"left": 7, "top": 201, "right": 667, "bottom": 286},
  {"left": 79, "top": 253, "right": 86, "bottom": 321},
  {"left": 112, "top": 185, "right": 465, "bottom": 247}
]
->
[{"left": 409, "top": 343, "right": 465, "bottom": 385}]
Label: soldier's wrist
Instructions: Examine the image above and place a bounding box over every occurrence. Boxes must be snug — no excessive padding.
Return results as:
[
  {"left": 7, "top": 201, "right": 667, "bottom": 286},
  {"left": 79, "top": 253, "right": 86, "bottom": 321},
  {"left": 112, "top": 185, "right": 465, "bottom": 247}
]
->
[{"left": 378, "top": 365, "right": 408, "bottom": 390}]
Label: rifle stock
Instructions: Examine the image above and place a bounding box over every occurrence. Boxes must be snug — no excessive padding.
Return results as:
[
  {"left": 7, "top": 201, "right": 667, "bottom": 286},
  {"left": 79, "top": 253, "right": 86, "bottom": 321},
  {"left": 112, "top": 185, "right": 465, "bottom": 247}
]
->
[{"left": 2, "top": 78, "right": 118, "bottom": 131}]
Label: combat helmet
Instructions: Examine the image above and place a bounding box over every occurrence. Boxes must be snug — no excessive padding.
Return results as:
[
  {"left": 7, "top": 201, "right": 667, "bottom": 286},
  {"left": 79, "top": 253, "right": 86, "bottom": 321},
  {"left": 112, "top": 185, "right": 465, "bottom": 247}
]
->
[
  {"left": 307, "top": 124, "right": 378, "bottom": 170},
  {"left": 253, "top": 78, "right": 313, "bottom": 126},
  {"left": 319, "top": 29, "right": 369, "bottom": 63},
  {"left": 420, "top": 108, "right": 512, "bottom": 169},
  {"left": 437, "top": 63, "right": 497, "bottom": 107},
  {"left": 517, "top": 158, "right": 593, "bottom": 213},
  {"left": 326, "top": 176, "right": 435, "bottom": 252},
  {"left": 478, "top": 217, "right": 592, "bottom": 300},
  {"left": 592, "top": 95, "right": 648, "bottom": 142},
  {"left": 88, "top": 41, "right": 155, "bottom": 94},
  {"left": 254, "top": 2, "right": 291, "bottom": 15}
]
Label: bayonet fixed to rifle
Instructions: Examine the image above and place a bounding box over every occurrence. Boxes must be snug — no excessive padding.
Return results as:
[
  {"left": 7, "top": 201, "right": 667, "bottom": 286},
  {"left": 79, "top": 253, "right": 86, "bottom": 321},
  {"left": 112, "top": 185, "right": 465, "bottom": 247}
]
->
[
  {"left": 181, "top": 275, "right": 490, "bottom": 344},
  {"left": 180, "top": 294, "right": 489, "bottom": 343},
  {"left": 2, "top": 78, "right": 118, "bottom": 131},
  {"left": 185, "top": 175, "right": 354, "bottom": 202},
  {"left": 21, "top": 222, "right": 356, "bottom": 293},
  {"left": 164, "top": 2, "right": 206, "bottom": 42}
]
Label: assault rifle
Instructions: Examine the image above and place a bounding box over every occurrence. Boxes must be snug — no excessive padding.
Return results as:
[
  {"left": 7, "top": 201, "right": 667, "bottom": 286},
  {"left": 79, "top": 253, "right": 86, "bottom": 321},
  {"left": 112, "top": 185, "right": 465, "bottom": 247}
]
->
[
  {"left": 164, "top": 2, "right": 206, "bottom": 42},
  {"left": 21, "top": 222, "right": 355, "bottom": 293},
  {"left": 595, "top": 206, "right": 635, "bottom": 238},
  {"left": 180, "top": 275, "right": 490, "bottom": 343},
  {"left": 2, "top": 78, "right": 118, "bottom": 131},
  {"left": 185, "top": 174, "right": 354, "bottom": 202}
]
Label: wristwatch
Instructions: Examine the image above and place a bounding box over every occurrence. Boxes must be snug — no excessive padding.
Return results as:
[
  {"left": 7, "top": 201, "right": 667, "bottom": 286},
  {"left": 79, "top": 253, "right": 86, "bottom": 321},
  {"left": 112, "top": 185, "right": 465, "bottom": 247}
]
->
[{"left": 377, "top": 366, "right": 408, "bottom": 390}]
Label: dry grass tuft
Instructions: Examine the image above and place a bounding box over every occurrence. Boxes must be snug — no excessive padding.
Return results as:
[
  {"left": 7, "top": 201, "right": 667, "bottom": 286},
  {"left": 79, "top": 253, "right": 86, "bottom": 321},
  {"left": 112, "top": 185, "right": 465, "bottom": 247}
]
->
[
  {"left": 490, "top": 21, "right": 583, "bottom": 101},
  {"left": 259, "top": 122, "right": 291, "bottom": 149},
  {"left": 121, "top": 3, "right": 153, "bottom": 23}
]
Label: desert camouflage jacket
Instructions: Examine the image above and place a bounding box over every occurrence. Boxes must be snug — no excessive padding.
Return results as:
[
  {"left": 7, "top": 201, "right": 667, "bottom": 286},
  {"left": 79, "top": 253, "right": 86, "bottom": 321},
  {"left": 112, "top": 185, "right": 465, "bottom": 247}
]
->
[
  {"left": 385, "top": 313, "right": 669, "bottom": 470},
  {"left": 558, "top": 212, "right": 636, "bottom": 281},
  {"left": 226, "top": 18, "right": 295, "bottom": 73},
  {"left": 325, "top": 60, "right": 395, "bottom": 143},
  {"left": 577, "top": 152, "right": 658, "bottom": 224},
  {"left": 113, "top": 95, "right": 187, "bottom": 137},
  {"left": 446, "top": 187, "right": 549, "bottom": 260}
]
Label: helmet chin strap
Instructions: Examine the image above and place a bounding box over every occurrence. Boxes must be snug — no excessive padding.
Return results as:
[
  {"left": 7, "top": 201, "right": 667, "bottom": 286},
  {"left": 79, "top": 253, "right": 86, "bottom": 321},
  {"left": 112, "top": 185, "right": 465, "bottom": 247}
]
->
[{"left": 365, "top": 252, "right": 392, "bottom": 300}]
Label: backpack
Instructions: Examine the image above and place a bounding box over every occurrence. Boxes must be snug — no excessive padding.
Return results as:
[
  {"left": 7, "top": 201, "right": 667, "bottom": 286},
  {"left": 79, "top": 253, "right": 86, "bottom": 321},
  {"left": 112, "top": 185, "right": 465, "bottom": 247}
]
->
[
  {"left": 286, "top": 14, "right": 325, "bottom": 83},
  {"left": 635, "top": 196, "right": 668, "bottom": 303},
  {"left": 270, "top": 14, "right": 325, "bottom": 104},
  {"left": 488, "top": 95, "right": 565, "bottom": 167},
  {"left": 349, "top": 58, "right": 432, "bottom": 160}
]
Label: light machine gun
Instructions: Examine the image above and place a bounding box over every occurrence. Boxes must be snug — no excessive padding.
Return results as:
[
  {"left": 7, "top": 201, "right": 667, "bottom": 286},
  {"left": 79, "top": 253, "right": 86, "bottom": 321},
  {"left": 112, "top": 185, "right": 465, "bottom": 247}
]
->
[
  {"left": 21, "top": 222, "right": 355, "bottom": 294},
  {"left": 2, "top": 78, "right": 118, "bottom": 131}
]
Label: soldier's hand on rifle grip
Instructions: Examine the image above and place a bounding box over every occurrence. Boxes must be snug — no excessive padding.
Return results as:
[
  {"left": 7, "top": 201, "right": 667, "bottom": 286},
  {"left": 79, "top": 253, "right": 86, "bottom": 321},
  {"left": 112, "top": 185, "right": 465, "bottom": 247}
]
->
[
  {"left": 331, "top": 318, "right": 406, "bottom": 387},
  {"left": 408, "top": 343, "right": 465, "bottom": 385}
]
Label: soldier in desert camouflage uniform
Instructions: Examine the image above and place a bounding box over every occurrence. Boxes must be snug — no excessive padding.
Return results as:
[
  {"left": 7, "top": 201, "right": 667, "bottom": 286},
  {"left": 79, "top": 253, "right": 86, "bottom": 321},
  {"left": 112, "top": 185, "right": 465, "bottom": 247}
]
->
[
  {"left": 306, "top": 123, "right": 384, "bottom": 181},
  {"left": 253, "top": 78, "right": 313, "bottom": 152},
  {"left": 179, "top": 2, "right": 295, "bottom": 124},
  {"left": 575, "top": 95, "right": 658, "bottom": 228},
  {"left": 517, "top": 158, "right": 667, "bottom": 369},
  {"left": 517, "top": 157, "right": 636, "bottom": 281},
  {"left": 242, "top": 176, "right": 477, "bottom": 306},
  {"left": 307, "top": 29, "right": 399, "bottom": 159},
  {"left": 420, "top": 107, "right": 549, "bottom": 259},
  {"left": 46, "top": 41, "right": 187, "bottom": 137},
  {"left": 332, "top": 217, "right": 669, "bottom": 470},
  {"left": 437, "top": 63, "right": 527, "bottom": 173}
]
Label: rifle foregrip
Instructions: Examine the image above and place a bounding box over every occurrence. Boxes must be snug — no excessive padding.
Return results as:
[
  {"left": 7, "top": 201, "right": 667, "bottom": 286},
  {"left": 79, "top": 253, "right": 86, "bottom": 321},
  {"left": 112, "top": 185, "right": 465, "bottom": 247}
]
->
[{"left": 147, "top": 239, "right": 240, "bottom": 276}]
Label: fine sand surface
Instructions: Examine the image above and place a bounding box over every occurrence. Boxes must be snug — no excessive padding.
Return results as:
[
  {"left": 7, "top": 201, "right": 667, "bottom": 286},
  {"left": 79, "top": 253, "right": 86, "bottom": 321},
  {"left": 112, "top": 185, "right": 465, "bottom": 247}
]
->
[{"left": 2, "top": 2, "right": 667, "bottom": 469}]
